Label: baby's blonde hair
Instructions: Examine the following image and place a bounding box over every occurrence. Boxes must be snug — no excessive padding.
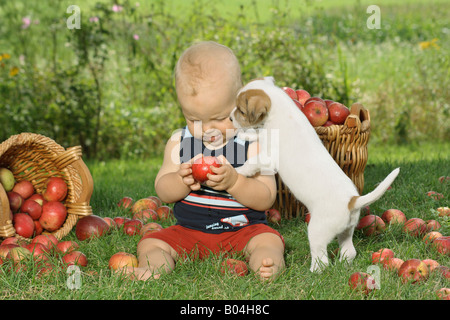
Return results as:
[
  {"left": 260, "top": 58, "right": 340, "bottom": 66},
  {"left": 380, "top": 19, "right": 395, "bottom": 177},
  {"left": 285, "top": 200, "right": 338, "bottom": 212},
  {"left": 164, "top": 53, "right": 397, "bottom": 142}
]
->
[{"left": 175, "top": 41, "right": 242, "bottom": 97}]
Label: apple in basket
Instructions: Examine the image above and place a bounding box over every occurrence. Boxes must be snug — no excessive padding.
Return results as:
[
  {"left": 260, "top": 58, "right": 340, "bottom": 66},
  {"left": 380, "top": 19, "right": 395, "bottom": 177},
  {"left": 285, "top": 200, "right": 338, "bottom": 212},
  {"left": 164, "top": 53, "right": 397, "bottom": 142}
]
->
[
  {"left": 301, "top": 99, "right": 329, "bottom": 127},
  {"left": 282, "top": 87, "right": 297, "bottom": 100},
  {"left": 0, "top": 167, "right": 15, "bottom": 191},
  {"left": 7, "top": 191, "right": 23, "bottom": 213},
  {"left": 295, "top": 89, "right": 311, "bottom": 105},
  {"left": 43, "top": 177, "right": 68, "bottom": 202},
  {"left": 327, "top": 102, "right": 350, "bottom": 125},
  {"left": 39, "top": 201, "right": 67, "bottom": 232},
  {"left": 21, "top": 199, "right": 42, "bottom": 220},
  {"left": 191, "top": 156, "right": 221, "bottom": 183},
  {"left": 13, "top": 213, "right": 35, "bottom": 238},
  {"left": 75, "top": 215, "right": 109, "bottom": 241},
  {"left": 12, "top": 180, "right": 34, "bottom": 200}
]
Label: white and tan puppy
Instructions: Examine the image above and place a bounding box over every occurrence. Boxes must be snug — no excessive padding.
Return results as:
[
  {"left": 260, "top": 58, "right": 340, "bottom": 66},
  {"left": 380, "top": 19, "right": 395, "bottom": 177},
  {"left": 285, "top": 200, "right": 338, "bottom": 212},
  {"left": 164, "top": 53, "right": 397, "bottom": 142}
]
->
[{"left": 231, "top": 77, "right": 399, "bottom": 272}]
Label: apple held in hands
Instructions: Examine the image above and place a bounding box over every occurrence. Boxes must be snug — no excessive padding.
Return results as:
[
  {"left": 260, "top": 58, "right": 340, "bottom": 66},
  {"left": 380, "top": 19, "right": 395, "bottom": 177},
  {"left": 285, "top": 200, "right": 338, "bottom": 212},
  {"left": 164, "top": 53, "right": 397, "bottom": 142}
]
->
[{"left": 191, "top": 156, "right": 221, "bottom": 183}]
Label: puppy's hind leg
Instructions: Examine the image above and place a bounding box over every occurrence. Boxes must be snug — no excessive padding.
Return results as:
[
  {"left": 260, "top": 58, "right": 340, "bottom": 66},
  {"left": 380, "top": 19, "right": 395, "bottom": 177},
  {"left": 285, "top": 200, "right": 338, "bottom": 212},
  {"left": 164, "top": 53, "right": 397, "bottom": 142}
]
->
[
  {"left": 307, "top": 214, "right": 335, "bottom": 272},
  {"left": 337, "top": 226, "right": 357, "bottom": 264}
]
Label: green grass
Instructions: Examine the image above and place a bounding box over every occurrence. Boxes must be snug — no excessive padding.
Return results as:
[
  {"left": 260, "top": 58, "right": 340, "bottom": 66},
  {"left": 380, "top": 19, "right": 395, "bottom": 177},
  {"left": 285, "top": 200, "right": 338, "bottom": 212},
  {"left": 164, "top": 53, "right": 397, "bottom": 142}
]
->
[{"left": 1, "top": 142, "right": 448, "bottom": 300}]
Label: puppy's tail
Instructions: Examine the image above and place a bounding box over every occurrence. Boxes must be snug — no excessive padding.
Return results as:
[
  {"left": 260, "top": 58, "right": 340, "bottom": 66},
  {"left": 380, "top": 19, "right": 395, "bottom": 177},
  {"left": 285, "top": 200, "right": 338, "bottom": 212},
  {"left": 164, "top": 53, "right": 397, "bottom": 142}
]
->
[{"left": 348, "top": 168, "right": 400, "bottom": 211}]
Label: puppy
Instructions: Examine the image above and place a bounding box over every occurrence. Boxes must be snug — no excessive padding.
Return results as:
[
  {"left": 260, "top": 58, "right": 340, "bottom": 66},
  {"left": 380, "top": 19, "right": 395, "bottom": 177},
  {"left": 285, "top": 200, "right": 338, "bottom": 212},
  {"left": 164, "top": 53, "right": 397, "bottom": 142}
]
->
[{"left": 231, "top": 77, "right": 400, "bottom": 272}]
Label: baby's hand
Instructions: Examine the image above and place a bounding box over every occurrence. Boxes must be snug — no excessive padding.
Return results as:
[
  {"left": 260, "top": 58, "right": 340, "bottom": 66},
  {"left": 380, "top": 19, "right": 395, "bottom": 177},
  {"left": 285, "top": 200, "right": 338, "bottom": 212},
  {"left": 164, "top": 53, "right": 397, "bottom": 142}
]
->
[
  {"left": 177, "top": 160, "right": 201, "bottom": 191},
  {"left": 206, "top": 155, "right": 239, "bottom": 191}
]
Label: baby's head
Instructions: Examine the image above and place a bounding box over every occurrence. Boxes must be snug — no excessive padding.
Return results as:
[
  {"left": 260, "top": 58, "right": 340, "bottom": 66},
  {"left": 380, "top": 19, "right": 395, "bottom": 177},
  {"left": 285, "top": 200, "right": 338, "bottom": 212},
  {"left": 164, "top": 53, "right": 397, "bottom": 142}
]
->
[{"left": 175, "top": 41, "right": 242, "bottom": 145}]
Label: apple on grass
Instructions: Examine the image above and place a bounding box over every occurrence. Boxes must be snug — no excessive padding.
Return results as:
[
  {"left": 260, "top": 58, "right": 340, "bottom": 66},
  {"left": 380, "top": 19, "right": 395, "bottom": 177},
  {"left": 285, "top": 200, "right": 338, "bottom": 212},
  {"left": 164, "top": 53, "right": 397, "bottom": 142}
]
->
[
  {"left": 423, "top": 231, "right": 443, "bottom": 244},
  {"left": 75, "top": 215, "right": 109, "bottom": 241},
  {"left": 438, "top": 176, "right": 450, "bottom": 183},
  {"left": 118, "top": 196, "right": 134, "bottom": 210},
  {"left": 62, "top": 250, "right": 88, "bottom": 267},
  {"left": 426, "top": 191, "right": 444, "bottom": 200},
  {"left": 43, "top": 177, "right": 68, "bottom": 202},
  {"left": 12, "top": 180, "right": 34, "bottom": 200},
  {"left": 348, "top": 272, "right": 377, "bottom": 294},
  {"left": 39, "top": 201, "right": 67, "bottom": 232},
  {"left": 156, "top": 206, "right": 172, "bottom": 220},
  {"left": 426, "top": 219, "right": 441, "bottom": 231},
  {"left": 437, "top": 288, "right": 450, "bottom": 300},
  {"left": 31, "top": 234, "right": 59, "bottom": 251},
  {"left": 282, "top": 87, "right": 297, "bottom": 100},
  {"left": 301, "top": 100, "right": 329, "bottom": 127},
  {"left": 397, "top": 259, "right": 429, "bottom": 283},
  {"left": 371, "top": 248, "right": 394, "bottom": 264},
  {"left": 403, "top": 218, "right": 427, "bottom": 237},
  {"left": 13, "top": 213, "right": 35, "bottom": 238},
  {"left": 147, "top": 196, "right": 163, "bottom": 208},
  {"left": 382, "top": 257, "right": 404, "bottom": 271},
  {"left": 113, "top": 217, "right": 131, "bottom": 228},
  {"left": 265, "top": 208, "right": 281, "bottom": 224},
  {"left": 380, "top": 209, "right": 407, "bottom": 225},
  {"left": 57, "top": 241, "right": 79, "bottom": 254},
  {"left": 436, "top": 266, "right": 450, "bottom": 279},
  {"left": 356, "top": 215, "right": 385, "bottom": 236},
  {"left": 220, "top": 258, "right": 248, "bottom": 276},
  {"left": 109, "top": 252, "right": 138, "bottom": 270},
  {"left": 103, "top": 217, "right": 117, "bottom": 230},
  {"left": 422, "top": 259, "right": 440, "bottom": 272},
  {"left": 140, "top": 222, "right": 163, "bottom": 236},
  {"left": 437, "top": 207, "right": 450, "bottom": 217},
  {"left": 26, "top": 243, "right": 50, "bottom": 261},
  {"left": 327, "top": 102, "right": 350, "bottom": 125},
  {"left": 133, "top": 209, "right": 158, "bottom": 222},
  {"left": 131, "top": 198, "right": 159, "bottom": 214},
  {"left": 433, "top": 236, "right": 449, "bottom": 256},
  {"left": 191, "top": 156, "right": 221, "bottom": 183},
  {"left": 123, "top": 219, "right": 143, "bottom": 236}
]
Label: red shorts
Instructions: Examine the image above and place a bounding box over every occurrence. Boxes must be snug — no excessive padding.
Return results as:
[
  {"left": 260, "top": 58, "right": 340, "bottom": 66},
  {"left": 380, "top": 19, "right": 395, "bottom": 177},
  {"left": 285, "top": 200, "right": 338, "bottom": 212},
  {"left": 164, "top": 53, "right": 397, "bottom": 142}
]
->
[{"left": 141, "top": 224, "right": 284, "bottom": 259}]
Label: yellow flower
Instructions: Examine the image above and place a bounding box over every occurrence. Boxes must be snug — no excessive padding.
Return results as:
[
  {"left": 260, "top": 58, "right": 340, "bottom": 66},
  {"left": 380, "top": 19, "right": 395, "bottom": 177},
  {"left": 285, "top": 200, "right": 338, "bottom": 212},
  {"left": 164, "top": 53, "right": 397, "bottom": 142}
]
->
[
  {"left": 2, "top": 53, "right": 11, "bottom": 59},
  {"left": 419, "top": 38, "right": 440, "bottom": 50},
  {"left": 9, "top": 66, "right": 19, "bottom": 76}
]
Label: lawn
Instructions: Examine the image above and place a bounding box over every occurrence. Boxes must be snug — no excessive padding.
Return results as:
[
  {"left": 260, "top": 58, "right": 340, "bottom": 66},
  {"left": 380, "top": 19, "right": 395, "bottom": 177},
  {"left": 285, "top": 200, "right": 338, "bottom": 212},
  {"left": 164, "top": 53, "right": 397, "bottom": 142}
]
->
[{"left": 0, "top": 142, "right": 448, "bottom": 302}]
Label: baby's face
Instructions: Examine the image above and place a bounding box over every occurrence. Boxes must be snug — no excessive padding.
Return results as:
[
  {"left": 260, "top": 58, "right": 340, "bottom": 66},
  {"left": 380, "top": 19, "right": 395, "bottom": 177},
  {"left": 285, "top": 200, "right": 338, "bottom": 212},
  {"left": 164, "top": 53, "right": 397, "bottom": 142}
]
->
[{"left": 179, "top": 80, "right": 236, "bottom": 148}]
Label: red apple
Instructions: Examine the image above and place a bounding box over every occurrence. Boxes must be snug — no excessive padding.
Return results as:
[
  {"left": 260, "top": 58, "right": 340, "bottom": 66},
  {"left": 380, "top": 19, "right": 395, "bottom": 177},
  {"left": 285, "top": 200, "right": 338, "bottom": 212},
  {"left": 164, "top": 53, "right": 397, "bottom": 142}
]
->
[
  {"left": 147, "top": 196, "right": 162, "bottom": 208},
  {"left": 0, "top": 244, "right": 19, "bottom": 260},
  {"left": 282, "top": 87, "right": 297, "bottom": 100},
  {"left": 220, "top": 258, "right": 248, "bottom": 276},
  {"left": 323, "top": 121, "right": 334, "bottom": 127},
  {"left": 265, "top": 208, "right": 281, "bottom": 224},
  {"left": 57, "top": 241, "right": 79, "bottom": 254},
  {"left": 29, "top": 193, "right": 46, "bottom": 206},
  {"left": 62, "top": 250, "right": 88, "bottom": 267},
  {"left": 140, "top": 222, "right": 163, "bottom": 236},
  {"left": 156, "top": 206, "right": 172, "bottom": 220},
  {"left": 26, "top": 242, "right": 50, "bottom": 261},
  {"left": 131, "top": 198, "right": 159, "bottom": 214},
  {"left": 433, "top": 236, "right": 450, "bottom": 256},
  {"left": 438, "top": 176, "right": 450, "bottom": 183},
  {"left": 348, "top": 272, "right": 377, "bottom": 294},
  {"left": 113, "top": 216, "right": 130, "bottom": 228},
  {"left": 7, "top": 191, "right": 23, "bottom": 212},
  {"left": 118, "top": 196, "right": 134, "bottom": 210},
  {"left": 20, "top": 199, "right": 43, "bottom": 220},
  {"left": 380, "top": 209, "right": 407, "bottom": 225},
  {"left": 33, "top": 220, "right": 43, "bottom": 236},
  {"left": 304, "top": 213, "right": 311, "bottom": 224},
  {"left": 437, "top": 288, "right": 450, "bottom": 300},
  {"left": 302, "top": 100, "right": 329, "bottom": 127},
  {"left": 426, "top": 191, "right": 444, "bottom": 200},
  {"left": 422, "top": 259, "right": 440, "bottom": 272},
  {"left": 12, "top": 180, "right": 34, "bottom": 199},
  {"left": 356, "top": 214, "right": 385, "bottom": 236},
  {"left": 292, "top": 99, "right": 303, "bottom": 110},
  {"left": 436, "top": 266, "right": 450, "bottom": 279},
  {"left": 31, "top": 234, "right": 59, "bottom": 251},
  {"left": 371, "top": 248, "right": 394, "bottom": 264},
  {"left": 398, "top": 259, "right": 429, "bottom": 283},
  {"left": 426, "top": 219, "right": 441, "bottom": 231},
  {"left": 423, "top": 231, "right": 443, "bottom": 244},
  {"left": 295, "top": 89, "right": 311, "bottom": 105},
  {"left": 305, "top": 97, "right": 326, "bottom": 105},
  {"left": 123, "top": 219, "right": 143, "bottom": 236},
  {"left": 191, "top": 156, "right": 221, "bottom": 183},
  {"left": 133, "top": 209, "right": 158, "bottom": 222},
  {"left": 8, "top": 246, "right": 31, "bottom": 264},
  {"left": 324, "top": 99, "right": 334, "bottom": 107},
  {"left": 103, "top": 217, "right": 117, "bottom": 229},
  {"left": 75, "top": 215, "right": 109, "bottom": 241},
  {"left": 437, "top": 207, "right": 450, "bottom": 217},
  {"left": 13, "top": 213, "right": 35, "bottom": 238},
  {"left": 39, "top": 201, "right": 67, "bottom": 232},
  {"left": 1, "top": 237, "right": 21, "bottom": 246},
  {"left": 382, "top": 257, "right": 404, "bottom": 271},
  {"left": 108, "top": 252, "right": 138, "bottom": 270},
  {"left": 361, "top": 206, "right": 371, "bottom": 216},
  {"left": 327, "top": 102, "right": 350, "bottom": 125},
  {"left": 43, "top": 177, "right": 68, "bottom": 202},
  {"left": 403, "top": 218, "right": 427, "bottom": 237}
]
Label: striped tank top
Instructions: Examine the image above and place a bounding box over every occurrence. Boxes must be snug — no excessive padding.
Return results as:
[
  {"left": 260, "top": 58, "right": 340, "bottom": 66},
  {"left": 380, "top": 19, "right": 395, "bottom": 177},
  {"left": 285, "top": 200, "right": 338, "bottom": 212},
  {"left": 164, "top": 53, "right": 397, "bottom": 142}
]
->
[{"left": 174, "top": 126, "right": 267, "bottom": 233}]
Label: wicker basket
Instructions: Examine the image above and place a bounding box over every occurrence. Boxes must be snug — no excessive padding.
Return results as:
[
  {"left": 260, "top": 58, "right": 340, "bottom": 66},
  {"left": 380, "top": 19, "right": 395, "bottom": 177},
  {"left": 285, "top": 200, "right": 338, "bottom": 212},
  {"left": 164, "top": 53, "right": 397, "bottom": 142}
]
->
[
  {"left": 273, "top": 103, "right": 371, "bottom": 219},
  {"left": 0, "top": 133, "right": 93, "bottom": 241}
]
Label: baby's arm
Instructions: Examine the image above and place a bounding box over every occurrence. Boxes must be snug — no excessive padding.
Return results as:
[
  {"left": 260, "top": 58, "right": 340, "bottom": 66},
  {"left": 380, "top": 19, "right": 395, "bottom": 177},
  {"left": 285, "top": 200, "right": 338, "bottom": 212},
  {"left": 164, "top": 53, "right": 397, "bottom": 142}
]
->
[
  {"left": 154, "top": 131, "right": 200, "bottom": 203},
  {"left": 207, "top": 143, "right": 276, "bottom": 211}
]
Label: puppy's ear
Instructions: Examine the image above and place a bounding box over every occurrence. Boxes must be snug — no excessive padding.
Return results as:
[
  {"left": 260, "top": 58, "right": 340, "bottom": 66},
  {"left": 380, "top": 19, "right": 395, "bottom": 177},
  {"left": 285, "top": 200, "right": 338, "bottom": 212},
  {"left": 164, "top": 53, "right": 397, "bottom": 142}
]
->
[{"left": 236, "top": 89, "right": 271, "bottom": 126}]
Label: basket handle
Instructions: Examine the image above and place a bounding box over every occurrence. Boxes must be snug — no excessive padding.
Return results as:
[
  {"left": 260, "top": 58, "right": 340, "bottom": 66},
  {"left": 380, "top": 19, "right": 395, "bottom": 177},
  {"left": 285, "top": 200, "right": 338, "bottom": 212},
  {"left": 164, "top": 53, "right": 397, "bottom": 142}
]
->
[
  {"left": 345, "top": 103, "right": 370, "bottom": 128},
  {"left": 0, "top": 184, "right": 15, "bottom": 238}
]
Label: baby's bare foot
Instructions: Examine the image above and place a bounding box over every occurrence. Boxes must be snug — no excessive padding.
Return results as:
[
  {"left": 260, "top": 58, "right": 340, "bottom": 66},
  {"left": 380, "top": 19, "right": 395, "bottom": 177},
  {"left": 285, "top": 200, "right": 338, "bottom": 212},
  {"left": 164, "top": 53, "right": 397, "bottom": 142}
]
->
[{"left": 258, "top": 258, "right": 278, "bottom": 280}]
